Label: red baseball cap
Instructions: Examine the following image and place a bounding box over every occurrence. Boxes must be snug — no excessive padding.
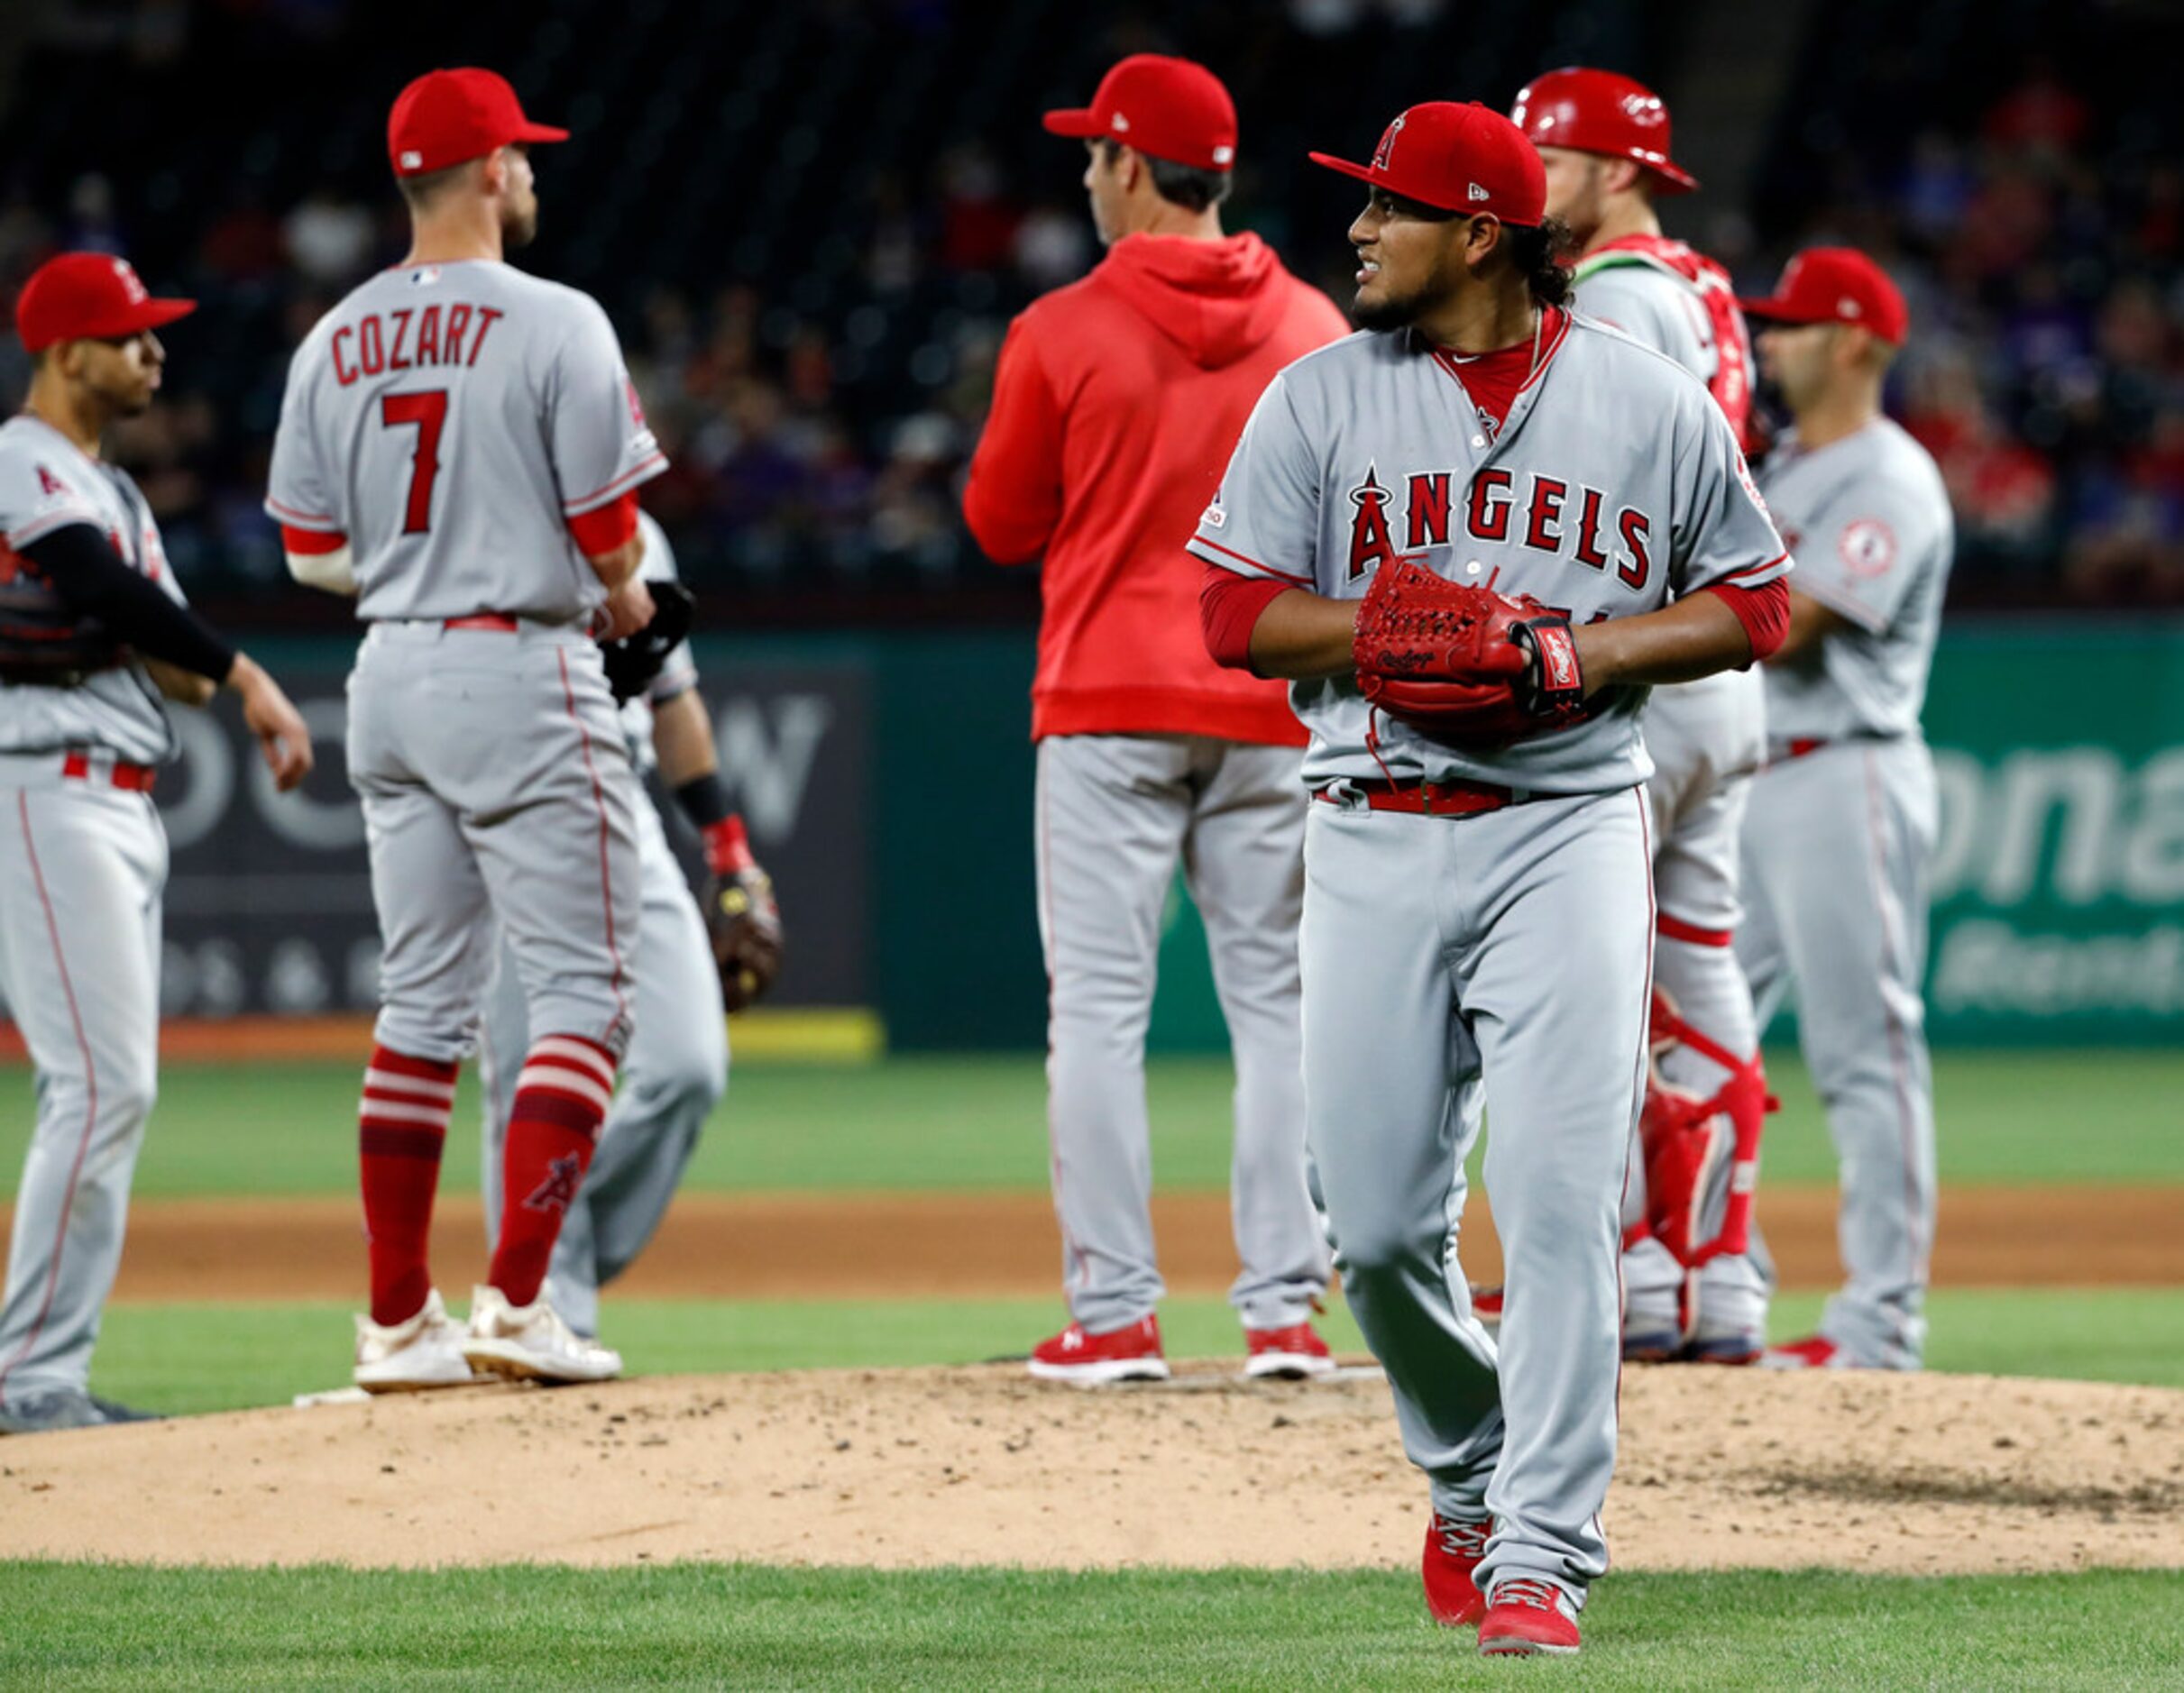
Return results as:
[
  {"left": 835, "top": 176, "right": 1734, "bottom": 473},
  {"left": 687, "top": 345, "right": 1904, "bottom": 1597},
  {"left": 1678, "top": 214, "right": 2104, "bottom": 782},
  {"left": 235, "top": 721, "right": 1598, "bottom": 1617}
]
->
[
  {"left": 1042, "top": 54, "right": 1237, "bottom": 172},
  {"left": 1310, "top": 102, "right": 1546, "bottom": 224},
  {"left": 388, "top": 67, "right": 569, "bottom": 178},
  {"left": 1739, "top": 248, "right": 1909, "bottom": 345},
  {"left": 15, "top": 252, "right": 196, "bottom": 353}
]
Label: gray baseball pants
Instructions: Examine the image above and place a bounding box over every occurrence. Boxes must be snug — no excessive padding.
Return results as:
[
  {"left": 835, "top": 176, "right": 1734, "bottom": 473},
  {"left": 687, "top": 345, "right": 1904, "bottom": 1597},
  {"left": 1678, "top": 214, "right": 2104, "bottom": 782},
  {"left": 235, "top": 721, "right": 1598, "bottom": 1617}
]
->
[
  {"left": 1739, "top": 736, "right": 1938, "bottom": 1367},
  {"left": 0, "top": 759, "right": 164, "bottom": 1405},
  {"left": 1035, "top": 732, "right": 1329, "bottom": 1335},
  {"left": 1302, "top": 783, "right": 1653, "bottom": 1603}
]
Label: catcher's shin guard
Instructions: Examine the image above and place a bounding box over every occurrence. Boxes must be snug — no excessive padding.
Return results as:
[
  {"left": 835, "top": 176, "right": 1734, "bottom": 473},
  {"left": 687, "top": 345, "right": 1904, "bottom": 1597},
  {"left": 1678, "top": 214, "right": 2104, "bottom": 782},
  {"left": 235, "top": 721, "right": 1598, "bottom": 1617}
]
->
[{"left": 1638, "top": 988, "right": 1776, "bottom": 1274}]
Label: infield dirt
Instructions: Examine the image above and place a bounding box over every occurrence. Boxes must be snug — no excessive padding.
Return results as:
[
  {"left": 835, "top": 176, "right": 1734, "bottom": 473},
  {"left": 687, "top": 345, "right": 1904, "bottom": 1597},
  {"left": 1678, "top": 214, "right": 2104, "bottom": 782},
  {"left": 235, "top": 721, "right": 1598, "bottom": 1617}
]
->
[
  {"left": 69, "top": 1183, "right": 2184, "bottom": 1303},
  {"left": 3, "top": 1364, "right": 2179, "bottom": 1576}
]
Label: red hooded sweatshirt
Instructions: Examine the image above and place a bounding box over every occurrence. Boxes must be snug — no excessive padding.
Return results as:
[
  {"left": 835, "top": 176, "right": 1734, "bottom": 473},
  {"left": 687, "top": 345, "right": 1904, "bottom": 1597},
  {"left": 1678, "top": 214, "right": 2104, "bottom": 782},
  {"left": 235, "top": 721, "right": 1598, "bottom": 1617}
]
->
[{"left": 963, "top": 232, "right": 1347, "bottom": 743}]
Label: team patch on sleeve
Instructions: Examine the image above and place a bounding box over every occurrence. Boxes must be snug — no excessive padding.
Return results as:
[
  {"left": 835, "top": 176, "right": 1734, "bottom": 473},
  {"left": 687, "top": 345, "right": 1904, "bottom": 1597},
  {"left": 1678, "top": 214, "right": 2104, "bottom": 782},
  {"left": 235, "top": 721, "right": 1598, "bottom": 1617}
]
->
[{"left": 1838, "top": 517, "right": 1897, "bottom": 578}]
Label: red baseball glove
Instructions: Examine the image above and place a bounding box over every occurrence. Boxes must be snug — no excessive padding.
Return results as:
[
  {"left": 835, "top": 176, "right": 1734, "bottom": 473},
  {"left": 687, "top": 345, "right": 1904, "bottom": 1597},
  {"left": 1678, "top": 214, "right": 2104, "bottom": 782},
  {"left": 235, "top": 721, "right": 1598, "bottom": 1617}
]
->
[{"left": 1351, "top": 557, "right": 1586, "bottom": 742}]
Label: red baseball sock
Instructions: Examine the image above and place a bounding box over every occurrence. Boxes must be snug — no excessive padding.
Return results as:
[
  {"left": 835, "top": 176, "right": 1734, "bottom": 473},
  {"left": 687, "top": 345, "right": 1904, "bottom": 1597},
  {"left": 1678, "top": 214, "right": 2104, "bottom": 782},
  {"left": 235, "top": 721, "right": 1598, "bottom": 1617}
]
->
[
  {"left": 358, "top": 1045, "right": 459, "bottom": 1327},
  {"left": 488, "top": 1034, "right": 618, "bottom": 1308}
]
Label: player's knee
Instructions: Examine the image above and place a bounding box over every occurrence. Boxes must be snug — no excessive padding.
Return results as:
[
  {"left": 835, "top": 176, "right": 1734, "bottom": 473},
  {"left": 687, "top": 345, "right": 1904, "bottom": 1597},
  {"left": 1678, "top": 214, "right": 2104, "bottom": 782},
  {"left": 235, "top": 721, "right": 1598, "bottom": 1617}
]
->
[
  {"left": 1324, "top": 1213, "right": 1427, "bottom": 1284},
  {"left": 98, "top": 1062, "right": 157, "bottom": 1139},
  {"left": 644, "top": 1027, "right": 727, "bottom": 1119}
]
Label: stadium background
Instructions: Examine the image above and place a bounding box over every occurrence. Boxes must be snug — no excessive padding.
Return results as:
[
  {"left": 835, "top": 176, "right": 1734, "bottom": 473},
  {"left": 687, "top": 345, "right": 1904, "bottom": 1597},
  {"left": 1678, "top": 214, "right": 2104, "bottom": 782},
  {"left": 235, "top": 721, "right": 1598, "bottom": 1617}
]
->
[
  {"left": 0, "top": 0, "right": 2177, "bottom": 1052},
  {"left": 0, "top": 5, "right": 2180, "bottom": 1685}
]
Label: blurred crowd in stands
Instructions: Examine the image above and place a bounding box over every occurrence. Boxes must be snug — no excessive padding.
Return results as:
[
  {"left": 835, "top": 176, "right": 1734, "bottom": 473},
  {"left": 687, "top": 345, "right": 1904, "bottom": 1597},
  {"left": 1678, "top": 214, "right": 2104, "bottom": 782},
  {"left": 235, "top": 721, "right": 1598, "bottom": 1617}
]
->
[{"left": 0, "top": 1, "right": 2176, "bottom": 614}]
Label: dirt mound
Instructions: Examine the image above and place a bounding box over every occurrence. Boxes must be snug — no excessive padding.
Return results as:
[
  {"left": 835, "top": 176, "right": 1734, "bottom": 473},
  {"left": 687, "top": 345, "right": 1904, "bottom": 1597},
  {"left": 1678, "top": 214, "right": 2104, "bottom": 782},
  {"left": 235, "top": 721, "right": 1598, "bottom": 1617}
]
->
[{"left": 4, "top": 1364, "right": 2179, "bottom": 1575}]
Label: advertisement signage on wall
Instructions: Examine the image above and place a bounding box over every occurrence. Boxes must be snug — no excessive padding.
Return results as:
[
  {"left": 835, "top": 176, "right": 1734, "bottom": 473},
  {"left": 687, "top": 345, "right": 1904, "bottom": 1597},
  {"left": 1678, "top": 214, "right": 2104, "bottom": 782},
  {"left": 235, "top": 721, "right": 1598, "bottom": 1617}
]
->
[{"left": 69, "top": 656, "right": 873, "bottom": 1022}]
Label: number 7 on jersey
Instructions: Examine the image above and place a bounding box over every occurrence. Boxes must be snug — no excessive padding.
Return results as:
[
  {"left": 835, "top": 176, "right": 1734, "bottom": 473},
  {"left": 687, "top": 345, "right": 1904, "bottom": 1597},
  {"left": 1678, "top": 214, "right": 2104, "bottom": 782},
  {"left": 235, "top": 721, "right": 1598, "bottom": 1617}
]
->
[{"left": 380, "top": 389, "right": 447, "bottom": 535}]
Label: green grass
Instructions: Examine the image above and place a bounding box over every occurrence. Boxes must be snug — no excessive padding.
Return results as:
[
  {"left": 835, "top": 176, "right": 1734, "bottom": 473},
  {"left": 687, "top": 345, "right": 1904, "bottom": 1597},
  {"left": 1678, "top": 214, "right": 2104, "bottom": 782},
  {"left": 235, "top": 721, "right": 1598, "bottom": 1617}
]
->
[
  {"left": 2, "top": 1563, "right": 2179, "bottom": 1689},
  {"left": 6, "top": 1048, "right": 2180, "bottom": 1200},
  {"left": 84, "top": 1287, "right": 2184, "bottom": 1418}
]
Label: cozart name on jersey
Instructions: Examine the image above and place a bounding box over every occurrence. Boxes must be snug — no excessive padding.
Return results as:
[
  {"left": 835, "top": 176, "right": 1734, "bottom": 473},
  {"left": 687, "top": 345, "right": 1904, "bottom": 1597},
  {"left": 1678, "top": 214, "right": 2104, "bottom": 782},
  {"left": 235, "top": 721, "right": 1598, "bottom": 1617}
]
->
[
  {"left": 1341, "top": 460, "right": 1657, "bottom": 590},
  {"left": 326, "top": 299, "right": 507, "bottom": 388}
]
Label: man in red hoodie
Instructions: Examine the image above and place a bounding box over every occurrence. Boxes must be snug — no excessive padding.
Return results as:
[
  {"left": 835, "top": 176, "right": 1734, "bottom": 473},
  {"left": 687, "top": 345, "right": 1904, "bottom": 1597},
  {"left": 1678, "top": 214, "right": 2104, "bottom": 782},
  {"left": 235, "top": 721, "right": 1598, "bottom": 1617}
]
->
[{"left": 963, "top": 54, "right": 1349, "bottom": 1384}]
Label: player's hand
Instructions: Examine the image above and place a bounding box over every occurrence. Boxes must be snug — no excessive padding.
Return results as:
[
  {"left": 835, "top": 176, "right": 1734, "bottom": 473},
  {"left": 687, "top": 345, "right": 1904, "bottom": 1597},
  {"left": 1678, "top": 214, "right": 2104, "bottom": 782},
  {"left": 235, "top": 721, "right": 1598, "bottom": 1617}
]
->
[
  {"left": 227, "top": 654, "right": 314, "bottom": 792},
  {"left": 596, "top": 577, "right": 656, "bottom": 643}
]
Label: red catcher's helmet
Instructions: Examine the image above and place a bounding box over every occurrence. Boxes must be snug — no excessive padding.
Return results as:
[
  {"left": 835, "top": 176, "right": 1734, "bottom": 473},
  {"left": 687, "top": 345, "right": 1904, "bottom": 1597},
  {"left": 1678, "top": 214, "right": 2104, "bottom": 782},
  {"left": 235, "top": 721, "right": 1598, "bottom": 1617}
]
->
[{"left": 1509, "top": 67, "right": 1698, "bottom": 194}]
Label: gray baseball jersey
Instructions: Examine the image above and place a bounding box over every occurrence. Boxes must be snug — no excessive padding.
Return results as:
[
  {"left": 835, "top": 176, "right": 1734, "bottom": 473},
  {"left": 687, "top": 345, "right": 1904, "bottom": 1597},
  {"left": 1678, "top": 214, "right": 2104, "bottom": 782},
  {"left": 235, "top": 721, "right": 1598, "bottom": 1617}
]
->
[
  {"left": 0, "top": 416, "right": 185, "bottom": 765},
  {"left": 266, "top": 260, "right": 665, "bottom": 621},
  {"left": 1572, "top": 263, "right": 1711, "bottom": 387},
  {"left": 1188, "top": 315, "right": 1789, "bottom": 793},
  {"left": 1757, "top": 419, "right": 1954, "bottom": 741},
  {"left": 1195, "top": 310, "right": 1786, "bottom": 1606}
]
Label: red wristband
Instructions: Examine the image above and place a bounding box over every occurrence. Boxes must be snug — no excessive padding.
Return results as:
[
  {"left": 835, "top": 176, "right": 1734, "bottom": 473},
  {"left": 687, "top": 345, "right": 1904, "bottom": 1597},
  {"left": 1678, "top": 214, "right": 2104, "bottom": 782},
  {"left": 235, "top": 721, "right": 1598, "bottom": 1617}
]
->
[{"left": 702, "top": 813, "right": 756, "bottom": 877}]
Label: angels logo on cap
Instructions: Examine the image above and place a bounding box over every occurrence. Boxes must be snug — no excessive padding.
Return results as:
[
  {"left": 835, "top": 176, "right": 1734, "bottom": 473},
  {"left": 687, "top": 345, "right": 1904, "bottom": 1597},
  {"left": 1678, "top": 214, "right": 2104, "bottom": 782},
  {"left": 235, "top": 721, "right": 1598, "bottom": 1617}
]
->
[{"left": 1372, "top": 114, "right": 1408, "bottom": 171}]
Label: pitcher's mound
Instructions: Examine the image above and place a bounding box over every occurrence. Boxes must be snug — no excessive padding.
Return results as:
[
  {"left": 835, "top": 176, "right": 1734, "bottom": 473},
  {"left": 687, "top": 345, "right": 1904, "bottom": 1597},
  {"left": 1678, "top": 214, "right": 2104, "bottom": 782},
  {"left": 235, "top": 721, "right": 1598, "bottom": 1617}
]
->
[{"left": 5, "top": 1363, "right": 2179, "bottom": 1574}]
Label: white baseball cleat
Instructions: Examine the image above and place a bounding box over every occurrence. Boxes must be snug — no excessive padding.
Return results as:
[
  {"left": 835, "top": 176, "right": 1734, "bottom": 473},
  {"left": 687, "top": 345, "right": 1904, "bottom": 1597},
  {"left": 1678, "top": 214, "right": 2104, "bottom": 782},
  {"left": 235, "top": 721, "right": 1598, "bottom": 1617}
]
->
[
  {"left": 461, "top": 1285, "right": 623, "bottom": 1385},
  {"left": 353, "top": 1288, "right": 479, "bottom": 1393}
]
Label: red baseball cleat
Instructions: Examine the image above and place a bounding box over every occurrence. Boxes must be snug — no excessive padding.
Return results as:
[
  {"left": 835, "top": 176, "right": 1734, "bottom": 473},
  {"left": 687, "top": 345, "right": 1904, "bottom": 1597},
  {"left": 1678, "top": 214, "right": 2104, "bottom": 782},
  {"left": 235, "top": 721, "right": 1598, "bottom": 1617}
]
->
[
  {"left": 1422, "top": 1512, "right": 1491, "bottom": 1626},
  {"left": 1478, "top": 1578, "right": 1582, "bottom": 1656},
  {"left": 1761, "top": 1334, "right": 1853, "bottom": 1369},
  {"left": 1026, "top": 1313, "right": 1170, "bottom": 1385},
  {"left": 1243, "top": 1321, "right": 1335, "bottom": 1379}
]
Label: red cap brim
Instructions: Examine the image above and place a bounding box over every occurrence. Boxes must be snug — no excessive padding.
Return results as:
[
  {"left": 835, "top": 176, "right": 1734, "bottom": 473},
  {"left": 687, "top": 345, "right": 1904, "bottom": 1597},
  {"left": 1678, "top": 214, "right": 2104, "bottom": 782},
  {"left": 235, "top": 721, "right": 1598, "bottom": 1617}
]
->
[
  {"left": 136, "top": 298, "right": 197, "bottom": 333},
  {"left": 1736, "top": 297, "right": 1823, "bottom": 324},
  {"left": 511, "top": 120, "right": 569, "bottom": 144},
  {"left": 1041, "top": 107, "right": 1104, "bottom": 139}
]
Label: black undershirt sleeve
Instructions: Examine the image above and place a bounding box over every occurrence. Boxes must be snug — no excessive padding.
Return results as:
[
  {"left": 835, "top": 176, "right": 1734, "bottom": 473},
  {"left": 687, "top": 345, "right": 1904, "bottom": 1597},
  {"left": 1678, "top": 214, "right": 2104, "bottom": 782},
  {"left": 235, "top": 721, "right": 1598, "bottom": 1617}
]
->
[{"left": 20, "top": 522, "right": 236, "bottom": 683}]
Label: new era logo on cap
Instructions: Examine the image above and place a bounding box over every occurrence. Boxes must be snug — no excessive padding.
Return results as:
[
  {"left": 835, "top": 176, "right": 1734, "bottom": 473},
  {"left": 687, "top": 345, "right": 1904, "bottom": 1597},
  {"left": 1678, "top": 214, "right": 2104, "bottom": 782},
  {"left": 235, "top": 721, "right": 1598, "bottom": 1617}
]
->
[
  {"left": 1840, "top": 297, "right": 1862, "bottom": 317},
  {"left": 1469, "top": 182, "right": 1490, "bottom": 202}
]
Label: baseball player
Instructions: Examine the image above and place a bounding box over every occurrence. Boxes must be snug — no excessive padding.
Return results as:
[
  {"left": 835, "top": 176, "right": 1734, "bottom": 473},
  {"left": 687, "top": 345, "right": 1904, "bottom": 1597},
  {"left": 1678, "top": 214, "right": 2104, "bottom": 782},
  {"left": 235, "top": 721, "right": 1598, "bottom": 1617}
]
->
[
  {"left": 0, "top": 252, "right": 312, "bottom": 1434},
  {"left": 1194, "top": 102, "right": 1790, "bottom": 1655},
  {"left": 479, "top": 509, "right": 781, "bottom": 1345},
  {"left": 1510, "top": 66, "right": 1775, "bottom": 1364},
  {"left": 1736, "top": 251, "right": 1952, "bottom": 1369},
  {"left": 267, "top": 68, "right": 667, "bottom": 1391},
  {"left": 962, "top": 54, "right": 1346, "bottom": 1384}
]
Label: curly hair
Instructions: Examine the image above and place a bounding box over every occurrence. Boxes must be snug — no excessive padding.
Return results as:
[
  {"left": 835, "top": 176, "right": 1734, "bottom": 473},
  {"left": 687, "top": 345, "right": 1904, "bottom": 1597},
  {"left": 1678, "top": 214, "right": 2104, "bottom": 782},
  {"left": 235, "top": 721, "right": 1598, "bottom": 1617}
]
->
[{"left": 1504, "top": 216, "right": 1576, "bottom": 308}]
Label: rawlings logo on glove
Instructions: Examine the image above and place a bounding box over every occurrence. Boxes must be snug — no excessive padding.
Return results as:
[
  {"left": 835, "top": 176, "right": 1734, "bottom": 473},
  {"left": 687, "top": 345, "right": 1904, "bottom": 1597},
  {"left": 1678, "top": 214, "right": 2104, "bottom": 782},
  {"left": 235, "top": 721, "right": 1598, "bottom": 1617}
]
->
[{"left": 1350, "top": 557, "right": 1587, "bottom": 742}]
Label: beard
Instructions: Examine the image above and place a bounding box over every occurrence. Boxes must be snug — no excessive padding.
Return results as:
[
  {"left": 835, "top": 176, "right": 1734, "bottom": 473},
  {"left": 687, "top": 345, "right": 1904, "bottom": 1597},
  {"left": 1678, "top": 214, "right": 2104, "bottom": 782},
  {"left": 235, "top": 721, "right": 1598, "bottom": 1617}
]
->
[
  {"left": 1351, "top": 287, "right": 1422, "bottom": 332},
  {"left": 503, "top": 199, "right": 539, "bottom": 249}
]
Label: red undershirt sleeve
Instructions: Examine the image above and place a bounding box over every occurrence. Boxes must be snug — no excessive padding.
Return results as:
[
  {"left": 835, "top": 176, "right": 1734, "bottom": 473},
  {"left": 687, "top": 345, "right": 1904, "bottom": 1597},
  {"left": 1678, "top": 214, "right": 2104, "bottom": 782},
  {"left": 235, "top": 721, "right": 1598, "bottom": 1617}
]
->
[
  {"left": 566, "top": 490, "right": 640, "bottom": 556},
  {"left": 280, "top": 523, "right": 349, "bottom": 555},
  {"left": 1705, "top": 576, "right": 1791, "bottom": 664},
  {"left": 1200, "top": 563, "right": 1295, "bottom": 673}
]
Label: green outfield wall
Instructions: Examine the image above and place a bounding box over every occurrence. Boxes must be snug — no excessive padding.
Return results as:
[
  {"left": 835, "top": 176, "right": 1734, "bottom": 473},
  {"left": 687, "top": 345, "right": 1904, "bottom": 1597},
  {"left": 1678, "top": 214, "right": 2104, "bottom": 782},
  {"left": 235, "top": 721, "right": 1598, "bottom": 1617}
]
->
[{"left": 67, "top": 620, "right": 2180, "bottom": 1051}]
